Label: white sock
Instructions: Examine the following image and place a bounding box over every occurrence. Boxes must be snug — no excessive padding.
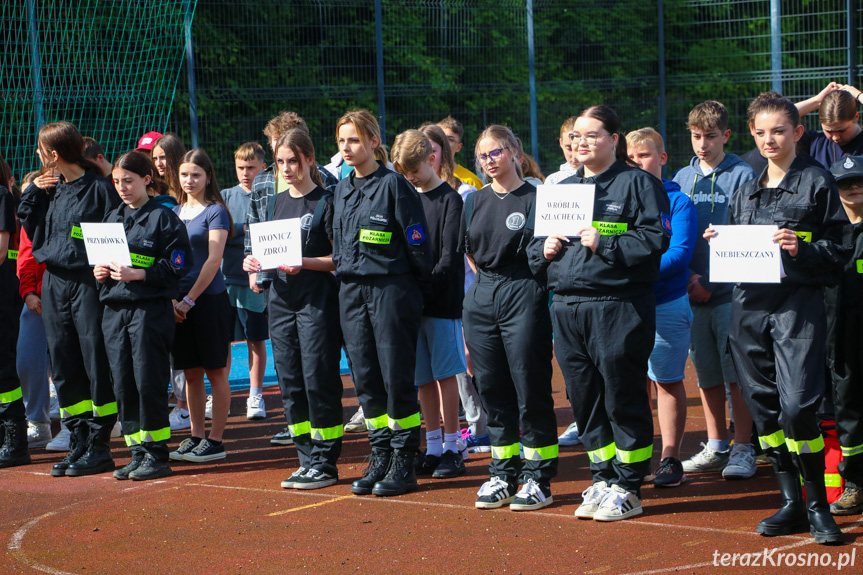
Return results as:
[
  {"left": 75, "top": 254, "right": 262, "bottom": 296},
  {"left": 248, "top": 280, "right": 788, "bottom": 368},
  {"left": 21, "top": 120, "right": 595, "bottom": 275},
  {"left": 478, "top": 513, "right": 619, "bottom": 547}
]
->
[
  {"left": 425, "top": 429, "right": 443, "bottom": 457},
  {"left": 249, "top": 388, "right": 262, "bottom": 398},
  {"left": 443, "top": 432, "right": 459, "bottom": 454}
]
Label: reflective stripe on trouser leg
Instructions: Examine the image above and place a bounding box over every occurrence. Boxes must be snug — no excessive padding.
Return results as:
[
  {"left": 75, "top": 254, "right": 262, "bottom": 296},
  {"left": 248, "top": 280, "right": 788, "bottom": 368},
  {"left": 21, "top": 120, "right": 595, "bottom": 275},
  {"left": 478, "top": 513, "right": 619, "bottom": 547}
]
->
[
  {"left": 786, "top": 435, "right": 825, "bottom": 455},
  {"left": 491, "top": 443, "right": 521, "bottom": 460},
  {"left": 0, "top": 300, "right": 25, "bottom": 419},
  {"left": 523, "top": 444, "right": 559, "bottom": 461},
  {"left": 0, "top": 387, "right": 23, "bottom": 404},
  {"left": 617, "top": 445, "right": 653, "bottom": 464},
  {"left": 587, "top": 442, "right": 616, "bottom": 464},
  {"left": 759, "top": 429, "right": 787, "bottom": 451}
]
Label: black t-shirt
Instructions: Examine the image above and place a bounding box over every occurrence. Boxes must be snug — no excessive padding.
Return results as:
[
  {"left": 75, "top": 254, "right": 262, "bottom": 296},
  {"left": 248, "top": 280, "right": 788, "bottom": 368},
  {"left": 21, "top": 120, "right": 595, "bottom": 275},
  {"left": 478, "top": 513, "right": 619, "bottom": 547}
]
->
[
  {"left": 272, "top": 185, "right": 334, "bottom": 258},
  {"left": 0, "top": 186, "right": 20, "bottom": 303},
  {"left": 417, "top": 181, "right": 464, "bottom": 318},
  {"left": 800, "top": 128, "right": 863, "bottom": 170},
  {"left": 458, "top": 182, "right": 536, "bottom": 274}
]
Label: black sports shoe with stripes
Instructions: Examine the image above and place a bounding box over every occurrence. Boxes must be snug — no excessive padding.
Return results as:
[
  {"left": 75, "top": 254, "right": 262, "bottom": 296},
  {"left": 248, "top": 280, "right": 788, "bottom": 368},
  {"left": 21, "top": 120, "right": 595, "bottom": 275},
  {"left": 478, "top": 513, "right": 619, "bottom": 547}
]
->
[{"left": 475, "top": 476, "right": 517, "bottom": 509}]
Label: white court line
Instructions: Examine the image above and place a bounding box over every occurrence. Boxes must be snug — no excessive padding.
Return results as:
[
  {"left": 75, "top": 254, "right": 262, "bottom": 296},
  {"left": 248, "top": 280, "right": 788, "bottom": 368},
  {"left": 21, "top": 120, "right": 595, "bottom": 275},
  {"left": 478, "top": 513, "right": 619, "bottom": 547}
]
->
[{"left": 8, "top": 511, "right": 73, "bottom": 575}]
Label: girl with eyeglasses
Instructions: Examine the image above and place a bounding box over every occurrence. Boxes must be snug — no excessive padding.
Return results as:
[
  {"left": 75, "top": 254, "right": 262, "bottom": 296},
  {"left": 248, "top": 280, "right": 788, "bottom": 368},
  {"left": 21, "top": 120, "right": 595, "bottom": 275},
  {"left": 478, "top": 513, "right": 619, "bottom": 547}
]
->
[
  {"left": 529, "top": 106, "right": 670, "bottom": 521},
  {"left": 460, "top": 124, "right": 558, "bottom": 511}
]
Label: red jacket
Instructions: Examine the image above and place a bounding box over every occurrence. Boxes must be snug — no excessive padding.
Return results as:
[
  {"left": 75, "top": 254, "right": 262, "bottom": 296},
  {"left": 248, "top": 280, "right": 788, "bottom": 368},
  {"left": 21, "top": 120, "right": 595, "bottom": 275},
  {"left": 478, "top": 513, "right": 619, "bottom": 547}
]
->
[{"left": 17, "top": 227, "right": 45, "bottom": 298}]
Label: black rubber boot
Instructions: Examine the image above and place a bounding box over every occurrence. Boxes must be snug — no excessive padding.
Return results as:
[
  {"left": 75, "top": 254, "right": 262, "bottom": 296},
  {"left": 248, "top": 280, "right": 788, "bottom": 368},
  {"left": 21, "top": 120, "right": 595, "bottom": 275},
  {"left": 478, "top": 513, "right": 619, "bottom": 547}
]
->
[
  {"left": 757, "top": 448, "right": 808, "bottom": 536},
  {"left": 50, "top": 421, "right": 89, "bottom": 477},
  {"left": 66, "top": 422, "right": 115, "bottom": 477},
  {"left": 0, "top": 419, "right": 31, "bottom": 469},
  {"left": 802, "top": 480, "right": 844, "bottom": 544},
  {"left": 372, "top": 449, "right": 418, "bottom": 497},
  {"left": 113, "top": 449, "right": 146, "bottom": 480},
  {"left": 351, "top": 449, "right": 392, "bottom": 495}
]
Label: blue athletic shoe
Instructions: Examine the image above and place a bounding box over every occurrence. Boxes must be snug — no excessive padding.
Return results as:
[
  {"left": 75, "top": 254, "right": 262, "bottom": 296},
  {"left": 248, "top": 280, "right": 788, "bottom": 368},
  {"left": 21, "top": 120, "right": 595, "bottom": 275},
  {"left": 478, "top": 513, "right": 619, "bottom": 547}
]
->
[
  {"left": 558, "top": 422, "right": 581, "bottom": 447},
  {"left": 461, "top": 428, "right": 491, "bottom": 453}
]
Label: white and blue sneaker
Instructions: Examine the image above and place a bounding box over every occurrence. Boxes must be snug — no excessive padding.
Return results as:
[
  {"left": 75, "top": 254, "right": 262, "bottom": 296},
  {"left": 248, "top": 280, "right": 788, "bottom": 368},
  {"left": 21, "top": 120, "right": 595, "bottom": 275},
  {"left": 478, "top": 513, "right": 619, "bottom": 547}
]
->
[{"left": 558, "top": 422, "right": 581, "bottom": 446}]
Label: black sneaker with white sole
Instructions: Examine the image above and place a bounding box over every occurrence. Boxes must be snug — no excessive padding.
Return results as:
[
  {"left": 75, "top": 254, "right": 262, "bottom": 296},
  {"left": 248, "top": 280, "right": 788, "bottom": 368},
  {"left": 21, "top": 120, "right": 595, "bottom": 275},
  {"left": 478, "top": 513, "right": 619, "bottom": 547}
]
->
[
  {"left": 169, "top": 437, "right": 202, "bottom": 461},
  {"left": 294, "top": 468, "right": 338, "bottom": 490},
  {"left": 510, "top": 478, "right": 553, "bottom": 511},
  {"left": 280, "top": 467, "right": 309, "bottom": 489},
  {"left": 475, "top": 476, "right": 517, "bottom": 509},
  {"left": 182, "top": 438, "right": 226, "bottom": 462}
]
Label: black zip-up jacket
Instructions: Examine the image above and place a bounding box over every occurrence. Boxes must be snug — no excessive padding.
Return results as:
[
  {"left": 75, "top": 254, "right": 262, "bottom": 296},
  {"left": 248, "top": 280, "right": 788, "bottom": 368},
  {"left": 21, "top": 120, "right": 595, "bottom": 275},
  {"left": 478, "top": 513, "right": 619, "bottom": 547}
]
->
[
  {"left": 729, "top": 156, "right": 849, "bottom": 287},
  {"left": 17, "top": 169, "right": 120, "bottom": 273},
  {"left": 333, "top": 162, "right": 433, "bottom": 281},
  {"left": 97, "top": 198, "right": 193, "bottom": 303},
  {"left": 527, "top": 160, "right": 671, "bottom": 300}
]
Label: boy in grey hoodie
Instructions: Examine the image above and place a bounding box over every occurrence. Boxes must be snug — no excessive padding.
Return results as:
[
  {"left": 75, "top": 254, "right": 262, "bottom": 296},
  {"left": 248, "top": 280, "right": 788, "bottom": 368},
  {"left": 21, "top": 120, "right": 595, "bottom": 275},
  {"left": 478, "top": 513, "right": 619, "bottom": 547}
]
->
[{"left": 672, "top": 101, "right": 758, "bottom": 480}]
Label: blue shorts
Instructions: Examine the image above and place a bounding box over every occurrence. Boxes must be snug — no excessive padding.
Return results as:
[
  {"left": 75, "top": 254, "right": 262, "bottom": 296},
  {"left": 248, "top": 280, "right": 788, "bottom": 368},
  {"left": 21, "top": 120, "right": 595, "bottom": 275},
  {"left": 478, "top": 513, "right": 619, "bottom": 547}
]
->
[
  {"left": 415, "top": 317, "right": 467, "bottom": 386},
  {"left": 689, "top": 302, "right": 738, "bottom": 389},
  {"left": 647, "top": 294, "right": 693, "bottom": 384}
]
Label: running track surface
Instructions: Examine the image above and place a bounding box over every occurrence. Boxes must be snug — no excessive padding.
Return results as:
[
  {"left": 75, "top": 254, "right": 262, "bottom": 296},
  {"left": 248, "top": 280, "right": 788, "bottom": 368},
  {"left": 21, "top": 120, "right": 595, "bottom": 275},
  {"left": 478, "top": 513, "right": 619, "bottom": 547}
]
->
[{"left": 2, "top": 355, "right": 862, "bottom": 574}]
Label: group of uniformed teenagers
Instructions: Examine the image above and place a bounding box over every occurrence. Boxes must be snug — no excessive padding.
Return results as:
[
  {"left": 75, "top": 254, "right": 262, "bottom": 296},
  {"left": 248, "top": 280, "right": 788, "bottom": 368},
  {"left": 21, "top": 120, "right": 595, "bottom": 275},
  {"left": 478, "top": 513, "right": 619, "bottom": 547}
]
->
[{"left": 2, "top": 82, "right": 863, "bottom": 545}]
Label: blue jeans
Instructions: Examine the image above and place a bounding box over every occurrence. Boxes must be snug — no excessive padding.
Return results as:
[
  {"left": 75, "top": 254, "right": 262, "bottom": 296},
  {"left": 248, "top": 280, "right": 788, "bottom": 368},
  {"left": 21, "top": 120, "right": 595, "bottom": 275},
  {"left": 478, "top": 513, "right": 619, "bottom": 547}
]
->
[{"left": 17, "top": 306, "right": 51, "bottom": 423}]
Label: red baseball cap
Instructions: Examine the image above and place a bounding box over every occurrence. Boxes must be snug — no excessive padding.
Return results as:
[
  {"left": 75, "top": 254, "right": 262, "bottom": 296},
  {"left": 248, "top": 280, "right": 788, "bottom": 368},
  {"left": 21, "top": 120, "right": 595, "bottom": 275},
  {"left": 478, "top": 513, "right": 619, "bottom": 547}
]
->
[{"left": 135, "top": 131, "right": 163, "bottom": 151}]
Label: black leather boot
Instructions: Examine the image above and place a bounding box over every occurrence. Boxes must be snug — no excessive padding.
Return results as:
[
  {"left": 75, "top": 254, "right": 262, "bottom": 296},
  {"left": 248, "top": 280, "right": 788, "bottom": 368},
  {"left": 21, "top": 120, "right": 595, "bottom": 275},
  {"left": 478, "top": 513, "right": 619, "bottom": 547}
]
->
[
  {"left": 0, "top": 419, "right": 31, "bottom": 468},
  {"left": 50, "top": 421, "right": 89, "bottom": 477},
  {"left": 66, "top": 422, "right": 115, "bottom": 477},
  {"left": 372, "top": 449, "right": 418, "bottom": 497},
  {"left": 351, "top": 449, "right": 392, "bottom": 495},
  {"left": 803, "top": 480, "right": 844, "bottom": 544}
]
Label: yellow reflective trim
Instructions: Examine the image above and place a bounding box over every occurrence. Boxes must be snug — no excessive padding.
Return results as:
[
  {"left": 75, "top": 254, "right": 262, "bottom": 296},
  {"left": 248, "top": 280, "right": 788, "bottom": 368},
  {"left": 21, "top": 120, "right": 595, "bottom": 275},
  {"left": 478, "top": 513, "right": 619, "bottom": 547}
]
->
[
  {"left": 71, "top": 225, "right": 83, "bottom": 240},
  {"left": 124, "top": 433, "right": 140, "bottom": 447},
  {"left": 129, "top": 253, "right": 155, "bottom": 268},
  {"left": 388, "top": 413, "right": 421, "bottom": 431},
  {"left": 365, "top": 413, "right": 388, "bottom": 431},
  {"left": 0, "top": 387, "right": 23, "bottom": 404},
  {"left": 587, "top": 442, "right": 616, "bottom": 464},
  {"left": 140, "top": 427, "right": 171, "bottom": 443},
  {"left": 7, "top": 249, "right": 18, "bottom": 260},
  {"left": 825, "top": 473, "right": 843, "bottom": 488},
  {"left": 841, "top": 443, "right": 863, "bottom": 458},
  {"left": 617, "top": 444, "right": 653, "bottom": 464},
  {"left": 793, "top": 231, "right": 812, "bottom": 243},
  {"left": 288, "top": 421, "right": 311, "bottom": 437},
  {"left": 93, "top": 401, "right": 118, "bottom": 417},
  {"left": 592, "top": 221, "right": 628, "bottom": 236},
  {"left": 491, "top": 443, "right": 520, "bottom": 459},
  {"left": 60, "top": 399, "right": 94, "bottom": 418},
  {"left": 311, "top": 424, "right": 344, "bottom": 441},
  {"left": 759, "top": 429, "right": 787, "bottom": 450},
  {"left": 785, "top": 435, "right": 825, "bottom": 455},
  {"left": 523, "top": 444, "right": 559, "bottom": 461},
  {"left": 856, "top": 260, "right": 863, "bottom": 274},
  {"left": 359, "top": 229, "right": 392, "bottom": 244}
]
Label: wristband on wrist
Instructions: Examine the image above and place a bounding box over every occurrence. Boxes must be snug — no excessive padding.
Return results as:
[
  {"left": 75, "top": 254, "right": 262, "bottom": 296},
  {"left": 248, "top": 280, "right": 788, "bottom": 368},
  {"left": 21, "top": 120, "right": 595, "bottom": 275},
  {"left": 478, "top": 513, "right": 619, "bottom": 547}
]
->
[{"left": 183, "top": 296, "right": 196, "bottom": 307}]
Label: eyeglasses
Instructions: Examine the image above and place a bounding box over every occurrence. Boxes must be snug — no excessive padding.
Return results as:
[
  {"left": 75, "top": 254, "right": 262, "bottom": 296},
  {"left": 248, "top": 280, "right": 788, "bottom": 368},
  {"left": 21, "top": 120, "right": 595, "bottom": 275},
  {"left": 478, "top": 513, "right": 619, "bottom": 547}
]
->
[
  {"left": 569, "top": 132, "right": 607, "bottom": 146},
  {"left": 476, "top": 147, "right": 508, "bottom": 165},
  {"left": 838, "top": 179, "right": 863, "bottom": 191}
]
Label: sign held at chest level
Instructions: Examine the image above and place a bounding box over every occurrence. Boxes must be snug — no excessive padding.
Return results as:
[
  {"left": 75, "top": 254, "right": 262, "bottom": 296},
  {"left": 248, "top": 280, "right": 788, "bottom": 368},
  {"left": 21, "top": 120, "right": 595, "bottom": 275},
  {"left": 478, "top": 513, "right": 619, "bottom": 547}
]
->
[
  {"left": 533, "top": 184, "right": 596, "bottom": 238},
  {"left": 80, "top": 222, "right": 132, "bottom": 267},
  {"left": 709, "top": 225, "right": 781, "bottom": 284},
  {"left": 250, "top": 218, "right": 302, "bottom": 269}
]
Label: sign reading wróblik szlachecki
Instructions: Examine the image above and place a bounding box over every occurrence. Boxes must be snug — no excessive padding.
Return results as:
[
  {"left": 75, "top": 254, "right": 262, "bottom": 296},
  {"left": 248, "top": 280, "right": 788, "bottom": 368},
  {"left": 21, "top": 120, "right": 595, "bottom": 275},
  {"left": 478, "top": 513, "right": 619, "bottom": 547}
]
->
[
  {"left": 80, "top": 222, "right": 132, "bottom": 267},
  {"left": 250, "top": 218, "right": 302, "bottom": 269},
  {"left": 533, "top": 184, "right": 596, "bottom": 238},
  {"left": 709, "top": 225, "right": 781, "bottom": 283}
]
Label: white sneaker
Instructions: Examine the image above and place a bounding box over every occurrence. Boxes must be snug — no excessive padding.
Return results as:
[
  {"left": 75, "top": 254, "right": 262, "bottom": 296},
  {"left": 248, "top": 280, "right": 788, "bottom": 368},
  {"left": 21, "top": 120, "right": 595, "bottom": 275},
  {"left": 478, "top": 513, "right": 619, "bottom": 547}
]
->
[
  {"left": 722, "top": 443, "right": 757, "bottom": 480},
  {"left": 246, "top": 395, "right": 266, "bottom": 420},
  {"left": 204, "top": 395, "right": 213, "bottom": 420},
  {"left": 111, "top": 421, "right": 122, "bottom": 438},
  {"left": 169, "top": 407, "right": 191, "bottom": 431},
  {"left": 593, "top": 484, "right": 643, "bottom": 521},
  {"left": 681, "top": 442, "right": 730, "bottom": 473},
  {"left": 574, "top": 481, "right": 608, "bottom": 519},
  {"left": 456, "top": 436, "right": 470, "bottom": 462},
  {"left": 45, "top": 426, "right": 71, "bottom": 451},
  {"left": 558, "top": 421, "right": 581, "bottom": 446},
  {"left": 27, "top": 421, "right": 52, "bottom": 448},
  {"left": 343, "top": 406, "right": 365, "bottom": 433}
]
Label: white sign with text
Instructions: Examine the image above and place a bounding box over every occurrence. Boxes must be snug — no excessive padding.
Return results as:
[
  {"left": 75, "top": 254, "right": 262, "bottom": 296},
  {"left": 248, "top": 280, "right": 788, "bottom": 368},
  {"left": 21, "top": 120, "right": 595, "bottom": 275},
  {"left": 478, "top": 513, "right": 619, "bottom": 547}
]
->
[
  {"left": 709, "top": 225, "right": 781, "bottom": 283},
  {"left": 533, "top": 184, "right": 596, "bottom": 238},
  {"left": 80, "top": 222, "right": 132, "bottom": 267},
  {"left": 250, "top": 218, "right": 302, "bottom": 269}
]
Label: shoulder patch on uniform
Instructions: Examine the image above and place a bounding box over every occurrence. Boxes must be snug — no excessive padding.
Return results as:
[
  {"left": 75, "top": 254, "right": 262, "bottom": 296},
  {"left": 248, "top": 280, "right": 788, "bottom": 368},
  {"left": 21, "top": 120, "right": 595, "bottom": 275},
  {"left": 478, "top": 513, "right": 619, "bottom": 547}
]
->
[
  {"left": 407, "top": 224, "right": 425, "bottom": 245},
  {"left": 661, "top": 212, "right": 672, "bottom": 233},
  {"left": 172, "top": 250, "right": 185, "bottom": 266}
]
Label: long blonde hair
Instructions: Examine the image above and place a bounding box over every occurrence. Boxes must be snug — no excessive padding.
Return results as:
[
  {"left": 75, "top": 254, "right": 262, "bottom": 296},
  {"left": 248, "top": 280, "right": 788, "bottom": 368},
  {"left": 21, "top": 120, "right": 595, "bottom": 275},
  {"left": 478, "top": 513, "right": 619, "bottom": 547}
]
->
[
  {"left": 473, "top": 125, "right": 523, "bottom": 180},
  {"left": 336, "top": 110, "right": 388, "bottom": 165}
]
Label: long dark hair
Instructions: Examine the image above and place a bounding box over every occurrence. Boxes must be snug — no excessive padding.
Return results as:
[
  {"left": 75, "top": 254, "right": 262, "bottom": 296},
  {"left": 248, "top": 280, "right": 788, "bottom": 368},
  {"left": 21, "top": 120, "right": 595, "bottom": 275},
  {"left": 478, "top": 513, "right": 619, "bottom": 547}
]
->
[
  {"left": 274, "top": 129, "right": 324, "bottom": 188},
  {"left": 153, "top": 133, "right": 186, "bottom": 199},
  {"left": 0, "top": 157, "right": 18, "bottom": 198},
  {"left": 113, "top": 151, "right": 164, "bottom": 196},
  {"left": 37, "top": 121, "right": 100, "bottom": 174},
  {"left": 578, "top": 105, "right": 628, "bottom": 164},
  {"left": 177, "top": 149, "right": 234, "bottom": 237}
]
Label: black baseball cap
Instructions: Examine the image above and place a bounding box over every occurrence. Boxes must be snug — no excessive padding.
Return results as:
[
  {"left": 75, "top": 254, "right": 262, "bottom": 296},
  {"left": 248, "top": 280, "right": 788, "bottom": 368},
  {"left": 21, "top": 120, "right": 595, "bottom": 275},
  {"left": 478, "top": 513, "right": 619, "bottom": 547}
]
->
[{"left": 830, "top": 156, "right": 863, "bottom": 182}]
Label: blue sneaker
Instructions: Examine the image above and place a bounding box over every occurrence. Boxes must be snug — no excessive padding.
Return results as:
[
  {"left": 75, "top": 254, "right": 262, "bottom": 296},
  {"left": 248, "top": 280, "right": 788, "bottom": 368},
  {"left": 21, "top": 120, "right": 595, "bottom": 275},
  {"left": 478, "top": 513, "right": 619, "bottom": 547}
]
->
[
  {"left": 461, "top": 428, "right": 491, "bottom": 453},
  {"left": 558, "top": 422, "right": 581, "bottom": 446}
]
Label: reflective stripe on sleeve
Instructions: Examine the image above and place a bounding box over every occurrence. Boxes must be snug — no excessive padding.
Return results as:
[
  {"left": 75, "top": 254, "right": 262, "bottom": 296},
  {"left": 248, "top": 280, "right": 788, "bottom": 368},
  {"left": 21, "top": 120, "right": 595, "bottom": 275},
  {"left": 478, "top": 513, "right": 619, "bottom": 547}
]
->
[{"left": 841, "top": 443, "right": 863, "bottom": 458}]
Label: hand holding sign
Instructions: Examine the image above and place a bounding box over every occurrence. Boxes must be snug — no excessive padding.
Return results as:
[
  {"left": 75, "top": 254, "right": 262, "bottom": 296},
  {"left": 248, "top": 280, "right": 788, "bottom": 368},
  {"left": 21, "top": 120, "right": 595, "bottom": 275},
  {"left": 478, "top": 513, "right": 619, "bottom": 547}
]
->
[
  {"left": 533, "top": 184, "right": 596, "bottom": 238},
  {"left": 249, "top": 219, "right": 302, "bottom": 270},
  {"left": 80, "top": 223, "right": 132, "bottom": 267},
  {"left": 709, "top": 225, "right": 781, "bottom": 283}
]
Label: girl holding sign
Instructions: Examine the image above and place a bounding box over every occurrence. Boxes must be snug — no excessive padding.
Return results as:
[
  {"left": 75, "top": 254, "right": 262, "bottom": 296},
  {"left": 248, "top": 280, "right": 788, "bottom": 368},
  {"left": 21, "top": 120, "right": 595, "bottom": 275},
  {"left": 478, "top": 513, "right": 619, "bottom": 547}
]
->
[
  {"left": 243, "top": 129, "right": 344, "bottom": 489},
  {"left": 528, "top": 106, "right": 670, "bottom": 521},
  {"left": 17, "top": 122, "right": 120, "bottom": 477},
  {"left": 705, "top": 97, "right": 848, "bottom": 544},
  {"left": 460, "top": 124, "right": 558, "bottom": 511},
  {"left": 94, "top": 151, "right": 191, "bottom": 480},
  {"left": 168, "top": 149, "right": 233, "bottom": 464}
]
